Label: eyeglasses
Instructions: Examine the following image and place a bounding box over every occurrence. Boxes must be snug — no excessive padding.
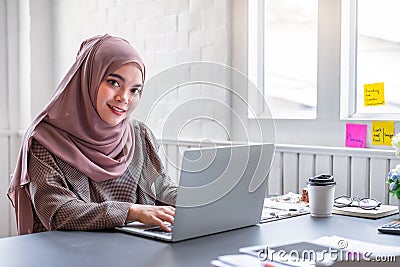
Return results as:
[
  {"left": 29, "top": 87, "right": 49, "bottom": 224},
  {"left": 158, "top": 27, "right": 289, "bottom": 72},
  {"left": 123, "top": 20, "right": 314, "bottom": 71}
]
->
[{"left": 334, "top": 196, "right": 381, "bottom": 210}]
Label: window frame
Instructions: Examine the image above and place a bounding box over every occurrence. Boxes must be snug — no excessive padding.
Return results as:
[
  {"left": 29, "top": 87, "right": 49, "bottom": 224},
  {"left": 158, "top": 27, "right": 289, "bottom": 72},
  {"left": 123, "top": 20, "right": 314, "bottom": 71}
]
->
[
  {"left": 248, "top": 0, "right": 319, "bottom": 120},
  {"left": 249, "top": 0, "right": 400, "bottom": 122},
  {"left": 341, "top": 0, "right": 400, "bottom": 120}
]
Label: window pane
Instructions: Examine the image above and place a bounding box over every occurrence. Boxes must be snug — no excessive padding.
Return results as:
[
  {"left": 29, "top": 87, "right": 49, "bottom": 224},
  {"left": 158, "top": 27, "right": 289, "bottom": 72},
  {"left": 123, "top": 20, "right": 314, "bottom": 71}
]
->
[
  {"left": 265, "top": 0, "right": 318, "bottom": 119},
  {"left": 356, "top": 0, "right": 400, "bottom": 114}
]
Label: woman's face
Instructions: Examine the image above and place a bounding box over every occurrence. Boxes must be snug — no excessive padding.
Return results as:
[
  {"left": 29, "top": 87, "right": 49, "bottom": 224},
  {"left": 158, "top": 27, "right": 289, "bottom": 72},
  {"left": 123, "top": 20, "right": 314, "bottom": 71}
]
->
[{"left": 96, "top": 63, "right": 143, "bottom": 126}]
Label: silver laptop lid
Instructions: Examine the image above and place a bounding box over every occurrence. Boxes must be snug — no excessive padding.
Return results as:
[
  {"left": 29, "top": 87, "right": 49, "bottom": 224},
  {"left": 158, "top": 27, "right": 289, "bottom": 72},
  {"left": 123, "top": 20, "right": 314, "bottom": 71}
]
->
[{"left": 171, "top": 143, "right": 274, "bottom": 241}]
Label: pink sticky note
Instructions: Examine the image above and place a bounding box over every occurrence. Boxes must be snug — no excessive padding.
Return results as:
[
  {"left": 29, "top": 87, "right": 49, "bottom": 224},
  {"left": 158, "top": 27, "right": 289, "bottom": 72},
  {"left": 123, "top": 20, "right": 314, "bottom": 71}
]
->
[{"left": 346, "top": 124, "right": 367, "bottom": 148}]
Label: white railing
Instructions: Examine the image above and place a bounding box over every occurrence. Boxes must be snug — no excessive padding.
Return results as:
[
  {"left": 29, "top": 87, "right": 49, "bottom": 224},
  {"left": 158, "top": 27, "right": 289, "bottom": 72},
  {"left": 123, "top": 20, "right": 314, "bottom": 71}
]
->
[
  {"left": 0, "top": 132, "right": 20, "bottom": 238},
  {"left": 158, "top": 139, "right": 400, "bottom": 206}
]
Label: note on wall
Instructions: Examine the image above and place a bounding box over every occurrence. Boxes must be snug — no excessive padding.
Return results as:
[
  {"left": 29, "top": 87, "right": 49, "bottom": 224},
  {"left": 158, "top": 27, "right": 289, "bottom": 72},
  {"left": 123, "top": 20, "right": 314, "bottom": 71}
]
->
[
  {"left": 372, "top": 121, "right": 394, "bottom": 146},
  {"left": 346, "top": 124, "right": 367, "bottom": 148},
  {"left": 364, "top": 82, "right": 385, "bottom": 106}
]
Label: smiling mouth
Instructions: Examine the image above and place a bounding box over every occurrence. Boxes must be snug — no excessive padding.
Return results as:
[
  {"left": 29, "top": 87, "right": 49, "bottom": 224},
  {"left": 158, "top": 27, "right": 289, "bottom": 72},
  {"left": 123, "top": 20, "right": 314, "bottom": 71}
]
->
[{"left": 107, "top": 104, "right": 126, "bottom": 114}]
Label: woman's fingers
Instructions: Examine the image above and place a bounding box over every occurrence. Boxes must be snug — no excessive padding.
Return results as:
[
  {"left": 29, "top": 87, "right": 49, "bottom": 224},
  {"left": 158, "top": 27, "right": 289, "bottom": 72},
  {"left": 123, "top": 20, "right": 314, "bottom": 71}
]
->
[
  {"left": 128, "top": 204, "right": 176, "bottom": 230},
  {"left": 154, "top": 206, "right": 175, "bottom": 224},
  {"left": 154, "top": 218, "right": 173, "bottom": 232},
  {"left": 160, "top": 206, "right": 175, "bottom": 216},
  {"left": 157, "top": 213, "right": 174, "bottom": 224},
  {"left": 152, "top": 207, "right": 174, "bottom": 232}
]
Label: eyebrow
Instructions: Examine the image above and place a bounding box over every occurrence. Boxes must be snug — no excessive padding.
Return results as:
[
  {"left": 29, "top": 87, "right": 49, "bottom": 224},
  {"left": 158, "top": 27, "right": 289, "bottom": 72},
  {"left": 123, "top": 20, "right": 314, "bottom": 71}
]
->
[{"left": 108, "top": 73, "right": 143, "bottom": 87}]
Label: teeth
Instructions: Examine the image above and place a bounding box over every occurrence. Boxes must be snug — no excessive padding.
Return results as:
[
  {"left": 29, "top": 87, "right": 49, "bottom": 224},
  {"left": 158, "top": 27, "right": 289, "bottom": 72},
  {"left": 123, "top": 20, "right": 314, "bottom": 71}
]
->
[{"left": 110, "top": 105, "right": 124, "bottom": 112}]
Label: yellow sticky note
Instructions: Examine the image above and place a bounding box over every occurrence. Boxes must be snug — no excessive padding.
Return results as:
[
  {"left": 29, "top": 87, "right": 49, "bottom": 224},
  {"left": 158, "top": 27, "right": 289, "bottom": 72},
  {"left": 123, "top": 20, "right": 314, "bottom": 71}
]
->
[
  {"left": 364, "top": 82, "right": 385, "bottom": 106},
  {"left": 372, "top": 121, "right": 394, "bottom": 146}
]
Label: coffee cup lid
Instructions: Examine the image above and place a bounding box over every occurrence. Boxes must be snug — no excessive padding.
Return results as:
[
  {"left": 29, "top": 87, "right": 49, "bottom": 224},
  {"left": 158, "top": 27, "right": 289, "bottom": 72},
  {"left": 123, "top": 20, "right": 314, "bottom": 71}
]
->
[{"left": 307, "top": 174, "right": 336, "bottom": 186}]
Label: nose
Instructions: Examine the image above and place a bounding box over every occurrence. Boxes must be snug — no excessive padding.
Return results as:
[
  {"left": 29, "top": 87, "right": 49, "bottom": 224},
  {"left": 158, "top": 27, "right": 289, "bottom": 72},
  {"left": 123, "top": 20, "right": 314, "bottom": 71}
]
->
[{"left": 115, "top": 89, "right": 130, "bottom": 104}]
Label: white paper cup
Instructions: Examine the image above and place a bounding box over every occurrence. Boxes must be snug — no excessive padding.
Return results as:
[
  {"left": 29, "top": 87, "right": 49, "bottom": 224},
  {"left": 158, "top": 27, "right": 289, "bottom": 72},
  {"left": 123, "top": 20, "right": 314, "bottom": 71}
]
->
[{"left": 307, "top": 174, "right": 336, "bottom": 217}]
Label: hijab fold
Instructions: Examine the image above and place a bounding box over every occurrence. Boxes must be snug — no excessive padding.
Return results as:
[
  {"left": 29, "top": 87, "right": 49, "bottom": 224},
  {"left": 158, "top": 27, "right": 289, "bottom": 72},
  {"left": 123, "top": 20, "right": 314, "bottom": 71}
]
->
[{"left": 8, "top": 34, "right": 145, "bottom": 235}]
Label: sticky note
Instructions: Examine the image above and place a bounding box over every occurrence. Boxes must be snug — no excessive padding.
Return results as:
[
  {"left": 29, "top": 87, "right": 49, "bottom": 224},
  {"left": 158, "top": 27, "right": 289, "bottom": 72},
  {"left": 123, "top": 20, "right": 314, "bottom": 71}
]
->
[
  {"left": 372, "top": 121, "right": 394, "bottom": 146},
  {"left": 346, "top": 124, "right": 367, "bottom": 148},
  {"left": 364, "top": 82, "right": 385, "bottom": 106}
]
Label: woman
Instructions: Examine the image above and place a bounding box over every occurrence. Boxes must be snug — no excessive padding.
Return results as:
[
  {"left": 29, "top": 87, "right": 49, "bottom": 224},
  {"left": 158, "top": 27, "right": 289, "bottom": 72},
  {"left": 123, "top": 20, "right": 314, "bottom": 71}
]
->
[{"left": 8, "top": 34, "right": 177, "bottom": 235}]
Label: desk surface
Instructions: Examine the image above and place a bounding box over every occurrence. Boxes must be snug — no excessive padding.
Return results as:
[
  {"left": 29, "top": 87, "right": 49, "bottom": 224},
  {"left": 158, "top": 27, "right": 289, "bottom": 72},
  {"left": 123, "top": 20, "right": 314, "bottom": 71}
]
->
[{"left": 1, "top": 214, "right": 399, "bottom": 267}]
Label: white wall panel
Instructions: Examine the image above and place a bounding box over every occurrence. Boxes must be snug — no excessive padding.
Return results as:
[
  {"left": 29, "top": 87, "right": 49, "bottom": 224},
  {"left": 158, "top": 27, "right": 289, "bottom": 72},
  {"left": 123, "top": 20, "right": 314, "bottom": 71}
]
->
[
  {"left": 282, "top": 153, "right": 298, "bottom": 193},
  {"left": 315, "top": 154, "right": 332, "bottom": 175},
  {"left": 9, "top": 136, "right": 21, "bottom": 236},
  {"left": 298, "top": 154, "right": 314, "bottom": 192},
  {"left": 0, "top": 137, "right": 10, "bottom": 238},
  {"left": 162, "top": 141, "right": 399, "bottom": 207},
  {"left": 159, "top": 145, "right": 168, "bottom": 173},
  {"left": 267, "top": 152, "right": 283, "bottom": 195},
  {"left": 369, "top": 158, "right": 388, "bottom": 203},
  {"left": 165, "top": 145, "right": 180, "bottom": 183},
  {"left": 332, "top": 156, "right": 350, "bottom": 197},
  {"left": 350, "top": 157, "right": 369, "bottom": 198}
]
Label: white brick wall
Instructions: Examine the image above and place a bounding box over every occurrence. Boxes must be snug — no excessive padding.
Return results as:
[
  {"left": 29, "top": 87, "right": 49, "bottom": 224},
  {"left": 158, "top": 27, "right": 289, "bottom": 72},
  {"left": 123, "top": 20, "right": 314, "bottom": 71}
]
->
[
  {"left": 178, "top": 12, "right": 201, "bottom": 31},
  {"left": 53, "top": 0, "right": 230, "bottom": 69},
  {"left": 52, "top": 0, "right": 232, "bottom": 141},
  {"left": 189, "top": 0, "right": 216, "bottom": 12},
  {"left": 0, "top": 0, "right": 233, "bottom": 237}
]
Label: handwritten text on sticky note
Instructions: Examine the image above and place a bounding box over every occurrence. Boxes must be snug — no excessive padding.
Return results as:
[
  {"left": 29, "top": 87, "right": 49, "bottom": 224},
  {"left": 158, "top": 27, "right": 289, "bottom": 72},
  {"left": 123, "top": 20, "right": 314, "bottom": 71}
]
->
[
  {"left": 364, "top": 82, "right": 385, "bottom": 106},
  {"left": 372, "top": 121, "right": 394, "bottom": 146},
  {"left": 346, "top": 124, "right": 367, "bottom": 148}
]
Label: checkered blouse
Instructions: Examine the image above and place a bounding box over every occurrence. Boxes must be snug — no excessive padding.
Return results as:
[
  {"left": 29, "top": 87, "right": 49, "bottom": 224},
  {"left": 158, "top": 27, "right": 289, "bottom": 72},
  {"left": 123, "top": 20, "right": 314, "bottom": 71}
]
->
[{"left": 28, "top": 121, "right": 177, "bottom": 233}]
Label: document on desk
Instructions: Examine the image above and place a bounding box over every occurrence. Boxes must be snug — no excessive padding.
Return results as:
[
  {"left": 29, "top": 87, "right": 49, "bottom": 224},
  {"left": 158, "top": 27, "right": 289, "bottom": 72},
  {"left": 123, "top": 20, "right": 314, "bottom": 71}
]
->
[{"left": 260, "top": 193, "right": 310, "bottom": 223}]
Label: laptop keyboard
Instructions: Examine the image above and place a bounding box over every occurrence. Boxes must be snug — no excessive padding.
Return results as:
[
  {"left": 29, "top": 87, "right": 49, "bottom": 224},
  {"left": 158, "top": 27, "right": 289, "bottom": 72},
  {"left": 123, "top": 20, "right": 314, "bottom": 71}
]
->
[{"left": 144, "top": 225, "right": 173, "bottom": 236}]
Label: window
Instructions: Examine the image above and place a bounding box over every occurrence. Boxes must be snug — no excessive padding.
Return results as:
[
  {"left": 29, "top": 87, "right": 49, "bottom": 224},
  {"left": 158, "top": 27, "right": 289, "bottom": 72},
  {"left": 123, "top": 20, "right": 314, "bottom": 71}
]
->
[
  {"left": 248, "top": 0, "right": 318, "bottom": 119},
  {"left": 341, "top": 0, "right": 400, "bottom": 119}
]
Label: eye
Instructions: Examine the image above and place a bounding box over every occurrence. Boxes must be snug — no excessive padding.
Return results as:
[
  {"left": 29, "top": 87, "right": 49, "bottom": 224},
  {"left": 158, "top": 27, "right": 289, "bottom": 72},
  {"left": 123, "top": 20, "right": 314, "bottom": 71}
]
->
[
  {"left": 107, "top": 79, "right": 120, "bottom": 87},
  {"left": 131, "top": 88, "right": 142, "bottom": 95}
]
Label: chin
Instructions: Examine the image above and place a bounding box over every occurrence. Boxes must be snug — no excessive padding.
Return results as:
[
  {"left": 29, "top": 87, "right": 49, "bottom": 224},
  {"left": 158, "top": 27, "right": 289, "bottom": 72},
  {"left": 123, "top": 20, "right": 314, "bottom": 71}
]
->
[
  {"left": 111, "top": 120, "right": 124, "bottom": 126},
  {"left": 103, "top": 118, "right": 123, "bottom": 126},
  {"left": 100, "top": 113, "right": 128, "bottom": 126}
]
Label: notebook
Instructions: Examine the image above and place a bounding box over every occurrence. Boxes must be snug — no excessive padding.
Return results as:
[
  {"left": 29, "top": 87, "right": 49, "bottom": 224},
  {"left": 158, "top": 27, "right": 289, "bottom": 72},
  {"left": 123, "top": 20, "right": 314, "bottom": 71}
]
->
[
  {"left": 115, "top": 143, "right": 274, "bottom": 242},
  {"left": 332, "top": 204, "right": 399, "bottom": 219}
]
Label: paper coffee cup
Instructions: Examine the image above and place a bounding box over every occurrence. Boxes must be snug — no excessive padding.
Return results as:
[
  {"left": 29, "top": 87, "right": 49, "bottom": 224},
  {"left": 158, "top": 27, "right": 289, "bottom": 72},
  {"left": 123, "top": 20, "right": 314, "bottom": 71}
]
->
[{"left": 307, "top": 174, "right": 336, "bottom": 217}]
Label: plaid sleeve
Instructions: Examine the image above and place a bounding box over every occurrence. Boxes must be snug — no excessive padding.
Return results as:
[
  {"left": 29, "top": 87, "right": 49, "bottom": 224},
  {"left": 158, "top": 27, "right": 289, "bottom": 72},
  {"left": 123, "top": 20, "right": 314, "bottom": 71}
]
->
[{"left": 28, "top": 141, "right": 132, "bottom": 231}]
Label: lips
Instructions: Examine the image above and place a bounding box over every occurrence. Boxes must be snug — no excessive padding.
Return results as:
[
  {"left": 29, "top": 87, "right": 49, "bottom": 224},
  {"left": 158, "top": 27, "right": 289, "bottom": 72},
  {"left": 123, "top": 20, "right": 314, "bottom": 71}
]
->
[{"left": 107, "top": 104, "right": 126, "bottom": 115}]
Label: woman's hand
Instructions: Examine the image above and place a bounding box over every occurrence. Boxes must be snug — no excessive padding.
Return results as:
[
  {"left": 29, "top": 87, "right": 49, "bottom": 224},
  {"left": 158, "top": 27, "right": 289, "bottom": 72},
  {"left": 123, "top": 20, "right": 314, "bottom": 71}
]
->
[{"left": 126, "top": 204, "right": 175, "bottom": 232}]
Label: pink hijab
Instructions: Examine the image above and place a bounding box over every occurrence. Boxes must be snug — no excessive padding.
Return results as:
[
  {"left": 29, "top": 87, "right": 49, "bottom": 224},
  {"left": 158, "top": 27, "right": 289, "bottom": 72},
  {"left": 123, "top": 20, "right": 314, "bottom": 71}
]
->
[{"left": 8, "top": 34, "right": 145, "bottom": 235}]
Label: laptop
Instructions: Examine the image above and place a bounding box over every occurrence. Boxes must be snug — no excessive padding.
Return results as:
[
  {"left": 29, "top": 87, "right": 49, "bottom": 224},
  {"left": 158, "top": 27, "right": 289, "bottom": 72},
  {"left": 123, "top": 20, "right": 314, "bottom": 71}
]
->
[{"left": 115, "top": 143, "right": 274, "bottom": 242}]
